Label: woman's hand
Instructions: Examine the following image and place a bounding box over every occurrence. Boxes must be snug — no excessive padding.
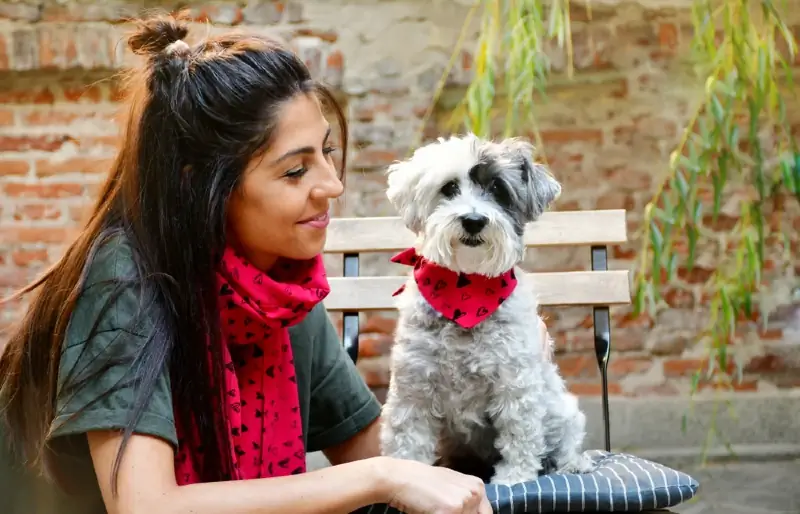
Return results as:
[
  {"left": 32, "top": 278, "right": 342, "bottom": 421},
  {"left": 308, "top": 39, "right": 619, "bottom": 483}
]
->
[{"left": 378, "top": 457, "right": 492, "bottom": 514}]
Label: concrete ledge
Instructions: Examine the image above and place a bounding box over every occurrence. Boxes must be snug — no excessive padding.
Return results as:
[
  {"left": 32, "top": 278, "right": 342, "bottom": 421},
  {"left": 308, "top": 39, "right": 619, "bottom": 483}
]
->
[{"left": 307, "top": 390, "right": 800, "bottom": 470}]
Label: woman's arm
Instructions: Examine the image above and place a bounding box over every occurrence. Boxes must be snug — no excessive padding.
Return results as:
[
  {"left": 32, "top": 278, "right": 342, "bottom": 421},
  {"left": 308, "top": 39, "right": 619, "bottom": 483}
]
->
[
  {"left": 88, "top": 429, "right": 491, "bottom": 514},
  {"left": 89, "top": 430, "right": 387, "bottom": 514},
  {"left": 323, "top": 416, "right": 381, "bottom": 465}
]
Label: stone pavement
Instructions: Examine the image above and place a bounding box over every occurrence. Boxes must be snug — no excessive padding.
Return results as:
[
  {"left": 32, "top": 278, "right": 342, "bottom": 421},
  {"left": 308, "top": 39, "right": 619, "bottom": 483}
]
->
[{"left": 672, "top": 459, "right": 800, "bottom": 514}]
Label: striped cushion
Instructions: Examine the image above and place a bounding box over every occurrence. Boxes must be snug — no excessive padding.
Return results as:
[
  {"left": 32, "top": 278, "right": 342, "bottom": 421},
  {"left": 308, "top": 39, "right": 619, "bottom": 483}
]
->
[{"left": 357, "top": 450, "right": 699, "bottom": 513}]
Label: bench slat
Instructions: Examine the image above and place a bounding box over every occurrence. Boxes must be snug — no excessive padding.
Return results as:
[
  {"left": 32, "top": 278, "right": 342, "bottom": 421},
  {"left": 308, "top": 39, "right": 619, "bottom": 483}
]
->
[
  {"left": 324, "top": 210, "right": 627, "bottom": 253},
  {"left": 324, "top": 270, "right": 630, "bottom": 311}
]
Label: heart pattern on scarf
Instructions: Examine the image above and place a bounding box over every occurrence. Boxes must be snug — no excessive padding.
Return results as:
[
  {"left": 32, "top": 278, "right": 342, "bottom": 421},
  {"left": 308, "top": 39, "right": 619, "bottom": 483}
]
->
[
  {"left": 174, "top": 248, "right": 330, "bottom": 484},
  {"left": 391, "top": 248, "right": 518, "bottom": 329}
]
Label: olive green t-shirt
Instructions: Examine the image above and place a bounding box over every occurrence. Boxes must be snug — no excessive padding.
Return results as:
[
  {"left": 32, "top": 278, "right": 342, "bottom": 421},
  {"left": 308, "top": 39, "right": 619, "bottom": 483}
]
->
[{"left": 1, "top": 235, "right": 381, "bottom": 514}]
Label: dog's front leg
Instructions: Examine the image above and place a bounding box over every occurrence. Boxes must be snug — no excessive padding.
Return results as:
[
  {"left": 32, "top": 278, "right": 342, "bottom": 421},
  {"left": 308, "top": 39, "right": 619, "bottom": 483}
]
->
[
  {"left": 380, "top": 393, "right": 442, "bottom": 464},
  {"left": 489, "top": 388, "right": 547, "bottom": 484}
]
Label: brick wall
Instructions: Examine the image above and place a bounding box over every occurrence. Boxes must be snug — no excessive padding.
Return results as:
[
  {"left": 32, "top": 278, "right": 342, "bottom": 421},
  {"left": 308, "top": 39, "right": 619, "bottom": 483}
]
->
[{"left": 1, "top": 0, "right": 799, "bottom": 402}]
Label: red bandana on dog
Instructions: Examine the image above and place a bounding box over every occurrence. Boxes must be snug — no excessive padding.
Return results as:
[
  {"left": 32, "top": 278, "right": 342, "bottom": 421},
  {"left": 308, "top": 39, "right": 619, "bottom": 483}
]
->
[
  {"left": 174, "top": 248, "right": 329, "bottom": 484},
  {"left": 391, "top": 248, "right": 518, "bottom": 329}
]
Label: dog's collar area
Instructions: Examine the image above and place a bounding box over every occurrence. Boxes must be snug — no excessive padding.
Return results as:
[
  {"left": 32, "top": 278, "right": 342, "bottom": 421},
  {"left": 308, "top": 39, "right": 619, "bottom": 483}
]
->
[{"left": 390, "top": 248, "right": 518, "bottom": 329}]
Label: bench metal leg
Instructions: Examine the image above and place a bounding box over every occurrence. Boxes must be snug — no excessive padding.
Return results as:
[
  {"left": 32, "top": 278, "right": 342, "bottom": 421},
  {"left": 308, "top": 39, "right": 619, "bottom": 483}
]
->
[
  {"left": 591, "top": 246, "right": 612, "bottom": 452},
  {"left": 343, "top": 253, "right": 360, "bottom": 364}
]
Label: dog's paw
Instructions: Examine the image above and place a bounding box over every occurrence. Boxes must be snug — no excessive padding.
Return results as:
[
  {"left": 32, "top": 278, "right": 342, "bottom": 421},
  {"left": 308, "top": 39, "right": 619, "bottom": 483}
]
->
[
  {"left": 554, "top": 452, "right": 595, "bottom": 475},
  {"left": 490, "top": 462, "right": 542, "bottom": 485}
]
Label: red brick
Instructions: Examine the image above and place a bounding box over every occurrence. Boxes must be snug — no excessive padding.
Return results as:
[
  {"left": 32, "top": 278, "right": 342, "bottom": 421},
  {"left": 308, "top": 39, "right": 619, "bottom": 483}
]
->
[
  {"left": 362, "top": 314, "right": 396, "bottom": 334},
  {"left": 0, "top": 88, "right": 55, "bottom": 104},
  {"left": 744, "top": 354, "right": 786, "bottom": 374},
  {"left": 613, "top": 310, "right": 654, "bottom": 329},
  {"left": 594, "top": 191, "right": 636, "bottom": 210},
  {"left": 555, "top": 354, "right": 598, "bottom": 378},
  {"left": 0, "top": 33, "right": 8, "bottom": 70},
  {"left": 38, "top": 25, "right": 79, "bottom": 69},
  {"left": 190, "top": 5, "right": 244, "bottom": 25},
  {"left": 629, "top": 382, "right": 680, "bottom": 396},
  {"left": 676, "top": 265, "right": 715, "bottom": 284},
  {"left": 611, "top": 244, "right": 637, "bottom": 260},
  {"left": 568, "top": 381, "right": 622, "bottom": 396},
  {"left": 658, "top": 23, "right": 679, "bottom": 49},
  {"left": 35, "top": 157, "right": 112, "bottom": 177},
  {"left": 698, "top": 379, "right": 758, "bottom": 393},
  {"left": 0, "top": 226, "right": 73, "bottom": 244},
  {"left": 0, "top": 135, "right": 73, "bottom": 152},
  {"left": 0, "top": 161, "right": 30, "bottom": 176},
  {"left": 663, "top": 287, "right": 696, "bottom": 308},
  {"left": 11, "top": 248, "right": 49, "bottom": 267},
  {"left": 649, "top": 334, "right": 689, "bottom": 356},
  {"left": 0, "top": 109, "right": 13, "bottom": 126},
  {"left": 702, "top": 213, "right": 738, "bottom": 232},
  {"left": 39, "top": 4, "right": 134, "bottom": 23},
  {"left": 540, "top": 129, "right": 603, "bottom": 146},
  {"left": 567, "top": 330, "right": 645, "bottom": 353},
  {"left": 351, "top": 149, "right": 401, "bottom": 170},
  {"left": 62, "top": 84, "right": 105, "bottom": 103},
  {"left": 294, "top": 29, "right": 338, "bottom": 43},
  {"left": 3, "top": 182, "right": 84, "bottom": 199},
  {"left": 358, "top": 333, "right": 393, "bottom": 358},
  {"left": 663, "top": 358, "right": 703, "bottom": 377},
  {"left": 608, "top": 356, "right": 653, "bottom": 378},
  {"left": 12, "top": 203, "right": 63, "bottom": 221},
  {"left": 359, "top": 364, "right": 390, "bottom": 388}
]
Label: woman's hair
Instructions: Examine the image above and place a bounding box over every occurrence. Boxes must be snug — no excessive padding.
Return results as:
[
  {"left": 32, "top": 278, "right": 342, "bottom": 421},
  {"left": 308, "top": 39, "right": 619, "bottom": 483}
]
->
[{"left": 0, "top": 10, "right": 347, "bottom": 491}]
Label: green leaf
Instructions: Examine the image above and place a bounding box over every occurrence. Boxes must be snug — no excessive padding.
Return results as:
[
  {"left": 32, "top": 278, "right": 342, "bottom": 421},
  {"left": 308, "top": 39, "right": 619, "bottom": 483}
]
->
[
  {"left": 634, "top": 279, "right": 646, "bottom": 315},
  {"left": 720, "top": 287, "right": 735, "bottom": 336},
  {"left": 710, "top": 95, "right": 725, "bottom": 124},
  {"left": 687, "top": 225, "right": 698, "bottom": 272},
  {"left": 781, "top": 159, "right": 796, "bottom": 193}
]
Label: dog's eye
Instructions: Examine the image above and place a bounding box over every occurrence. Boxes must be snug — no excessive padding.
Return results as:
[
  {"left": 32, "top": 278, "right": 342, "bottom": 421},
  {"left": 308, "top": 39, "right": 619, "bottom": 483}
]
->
[
  {"left": 489, "top": 179, "right": 511, "bottom": 205},
  {"left": 440, "top": 180, "right": 460, "bottom": 198}
]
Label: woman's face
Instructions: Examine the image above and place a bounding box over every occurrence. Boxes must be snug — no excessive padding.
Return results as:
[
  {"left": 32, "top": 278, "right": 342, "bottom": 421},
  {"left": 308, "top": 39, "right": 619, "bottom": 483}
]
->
[{"left": 227, "top": 93, "right": 344, "bottom": 271}]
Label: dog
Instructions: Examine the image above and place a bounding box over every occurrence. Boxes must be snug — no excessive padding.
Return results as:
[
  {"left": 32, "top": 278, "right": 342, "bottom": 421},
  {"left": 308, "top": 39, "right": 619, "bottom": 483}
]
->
[{"left": 379, "top": 133, "right": 594, "bottom": 485}]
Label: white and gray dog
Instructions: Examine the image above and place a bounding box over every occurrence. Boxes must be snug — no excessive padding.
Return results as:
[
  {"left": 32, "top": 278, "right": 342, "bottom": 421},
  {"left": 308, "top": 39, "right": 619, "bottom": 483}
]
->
[{"left": 379, "top": 133, "right": 594, "bottom": 484}]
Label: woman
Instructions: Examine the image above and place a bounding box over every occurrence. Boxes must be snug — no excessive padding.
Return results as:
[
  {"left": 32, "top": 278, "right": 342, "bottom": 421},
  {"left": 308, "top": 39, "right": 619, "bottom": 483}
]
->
[{"left": 0, "top": 12, "right": 495, "bottom": 514}]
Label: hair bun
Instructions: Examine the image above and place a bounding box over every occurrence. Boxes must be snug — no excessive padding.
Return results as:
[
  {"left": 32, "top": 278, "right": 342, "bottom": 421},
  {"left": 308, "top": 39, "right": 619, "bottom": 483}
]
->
[{"left": 128, "top": 12, "right": 191, "bottom": 56}]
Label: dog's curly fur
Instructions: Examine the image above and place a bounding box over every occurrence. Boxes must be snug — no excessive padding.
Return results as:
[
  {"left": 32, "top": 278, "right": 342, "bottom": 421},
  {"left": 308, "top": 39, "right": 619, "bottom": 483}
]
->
[{"left": 379, "top": 133, "right": 594, "bottom": 484}]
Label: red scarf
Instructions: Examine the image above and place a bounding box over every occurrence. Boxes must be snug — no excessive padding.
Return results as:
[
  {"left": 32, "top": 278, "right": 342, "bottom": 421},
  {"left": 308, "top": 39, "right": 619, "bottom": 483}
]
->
[
  {"left": 391, "top": 248, "right": 518, "bottom": 329},
  {"left": 174, "top": 248, "right": 330, "bottom": 484}
]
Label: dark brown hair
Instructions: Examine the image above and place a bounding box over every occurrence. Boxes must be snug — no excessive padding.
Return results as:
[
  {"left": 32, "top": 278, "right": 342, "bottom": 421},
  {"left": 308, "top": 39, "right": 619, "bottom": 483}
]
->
[{"left": 0, "top": 10, "right": 347, "bottom": 493}]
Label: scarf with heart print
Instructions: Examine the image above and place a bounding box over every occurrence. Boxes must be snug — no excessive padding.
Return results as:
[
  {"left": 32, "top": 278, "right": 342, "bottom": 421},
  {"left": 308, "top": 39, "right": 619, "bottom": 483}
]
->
[
  {"left": 391, "top": 248, "right": 518, "bottom": 329},
  {"left": 173, "top": 247, "right": 330, "bottom": 484}
]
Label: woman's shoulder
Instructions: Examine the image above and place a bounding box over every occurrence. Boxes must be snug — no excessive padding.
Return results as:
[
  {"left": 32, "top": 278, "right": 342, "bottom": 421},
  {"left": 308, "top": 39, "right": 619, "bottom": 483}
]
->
[
  {"left": 81, "top": 230, "right": 138, "bottom": 289},
  {"left": 67, "top": 230, "right": 150, "bottom": 343}
]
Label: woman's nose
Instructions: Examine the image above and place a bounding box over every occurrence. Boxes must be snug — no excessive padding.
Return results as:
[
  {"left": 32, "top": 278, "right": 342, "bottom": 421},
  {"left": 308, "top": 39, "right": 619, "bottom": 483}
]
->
[{"left": 311, "top": 162, "right": 344, "bottom": 201}]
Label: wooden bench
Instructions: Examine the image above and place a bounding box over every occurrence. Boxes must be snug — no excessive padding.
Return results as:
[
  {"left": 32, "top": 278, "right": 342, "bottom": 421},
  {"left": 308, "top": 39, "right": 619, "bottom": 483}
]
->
[{"left": 322, "top": 209, "right": 631, "bottom": 452}]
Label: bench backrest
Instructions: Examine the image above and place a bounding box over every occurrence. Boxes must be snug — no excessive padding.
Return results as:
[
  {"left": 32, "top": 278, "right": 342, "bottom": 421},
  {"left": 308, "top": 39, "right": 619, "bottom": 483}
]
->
[{"left": 322, "top": 209, "right": 631, "bottom": 312}]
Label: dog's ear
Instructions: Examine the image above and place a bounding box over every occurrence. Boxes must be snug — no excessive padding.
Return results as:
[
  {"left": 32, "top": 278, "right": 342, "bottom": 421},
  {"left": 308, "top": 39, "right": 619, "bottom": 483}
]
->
[
  {"left": 386, "top": 158, "right": 424, "bottom": 233},
  {"left": 502, "top": 138, "right": 561, "bottom": 221}
]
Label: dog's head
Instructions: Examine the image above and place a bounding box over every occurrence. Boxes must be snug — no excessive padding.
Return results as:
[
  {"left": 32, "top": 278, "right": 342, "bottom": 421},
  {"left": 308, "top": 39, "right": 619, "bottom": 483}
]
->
[{"left": 386, "top": 133, "right": 561, "bottom": 276}]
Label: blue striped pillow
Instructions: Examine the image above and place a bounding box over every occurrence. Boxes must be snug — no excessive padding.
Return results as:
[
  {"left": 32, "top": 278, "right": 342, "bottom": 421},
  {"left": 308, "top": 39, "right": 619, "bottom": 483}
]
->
[{"left": 357, "top": 450, "right": 699, "bottom": 513}]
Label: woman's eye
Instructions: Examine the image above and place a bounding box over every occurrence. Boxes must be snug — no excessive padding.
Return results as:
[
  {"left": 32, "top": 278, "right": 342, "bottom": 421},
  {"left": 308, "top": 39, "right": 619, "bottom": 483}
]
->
[
  {"left": 284, "top": 167, "right": 307, "bottom": 179},
  {"left": 323, "top": 145, "right": 337, "bottom": 155}
]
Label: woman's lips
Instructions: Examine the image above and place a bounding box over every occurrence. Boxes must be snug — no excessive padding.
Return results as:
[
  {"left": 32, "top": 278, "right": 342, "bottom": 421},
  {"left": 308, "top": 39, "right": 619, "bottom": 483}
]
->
[{"left": 299, "top": 211, "right": 330, "bottom": 229}]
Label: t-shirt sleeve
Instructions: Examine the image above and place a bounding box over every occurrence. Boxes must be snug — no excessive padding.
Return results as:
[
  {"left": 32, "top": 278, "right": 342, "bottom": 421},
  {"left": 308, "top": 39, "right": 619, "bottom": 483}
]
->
[
  {"left": 305, "top": 307, "right": 382, "bottom": 452},
  {"left": 48, "top": 238, "right": 177, "bottom": 448}
]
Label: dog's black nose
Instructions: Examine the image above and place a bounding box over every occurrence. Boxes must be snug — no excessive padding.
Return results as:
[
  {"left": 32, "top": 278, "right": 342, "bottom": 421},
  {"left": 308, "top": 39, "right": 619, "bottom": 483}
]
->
[{"left": 460, "top": 213, "right": 488, "bottom": 235}]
